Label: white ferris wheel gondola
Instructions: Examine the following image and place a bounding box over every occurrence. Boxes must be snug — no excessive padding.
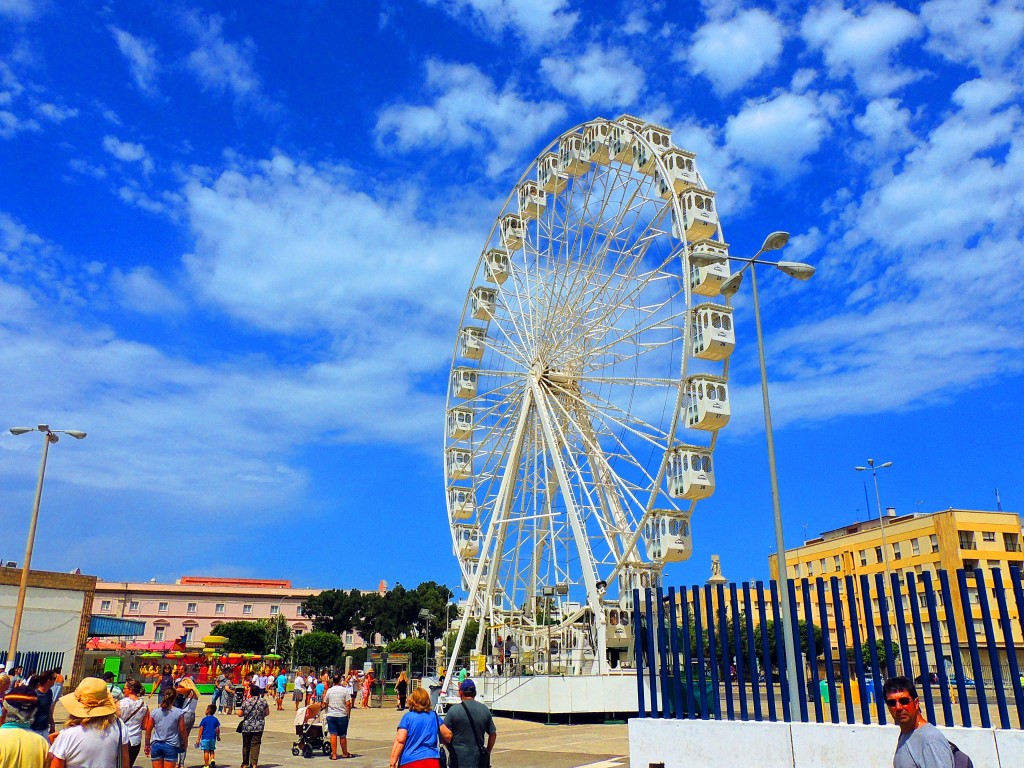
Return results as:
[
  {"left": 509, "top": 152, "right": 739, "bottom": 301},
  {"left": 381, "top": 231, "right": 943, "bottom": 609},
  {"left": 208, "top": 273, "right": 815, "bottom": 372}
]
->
[{"left": 443, "top": 115, "right": 736, "bottom": 681}]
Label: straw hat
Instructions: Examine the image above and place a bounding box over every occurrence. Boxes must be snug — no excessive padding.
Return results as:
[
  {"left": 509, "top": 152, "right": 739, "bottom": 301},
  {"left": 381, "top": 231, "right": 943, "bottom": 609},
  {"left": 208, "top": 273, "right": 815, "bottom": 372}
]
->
[
  {"left": 176, "top": 678, "right": 199, "bottom": 697},
  {"left": 60, "top": 677, "right": 117, "bottom": 718}
]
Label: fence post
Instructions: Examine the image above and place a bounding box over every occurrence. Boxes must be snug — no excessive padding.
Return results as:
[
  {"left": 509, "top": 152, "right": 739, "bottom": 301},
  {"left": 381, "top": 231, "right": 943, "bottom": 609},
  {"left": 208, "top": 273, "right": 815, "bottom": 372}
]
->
[
  {"left": 692, "top": 585, "right": 710, "bottom": 720},
  {"left": 716, "top": 583, "right": 733, "bottom": 721},
  {"left": 816, "top": 579, "right": 839, "bottom": 723},
  {"left": 956, "top": 568, "right": 991, "bottom": 727},
  {"left": 666, "top": 586, "right": 684, "bottom": 720},
  {"left": 679, "top": 586, "right": 696, "bottom": 719},
  {"left": 730, "top": 583, "right": 748, "bottom": 721},
  {"left": 906, "top": 572, "right": 935, "bottom": 721},
  {"left": 830, "top": 577, "right": 855, "bottom": 724},
  {"left": 742, "top": 582, "right": 762, "bottom": 721},
  {"left": 757, "top": 580, "right": 777, "bottom": 722},
  {"left": 860, "top": 574, "right": 886, "bottom": 724},
  {"left": 656, "top": 587, "right": 671, "bottom": 718},
  {"left": 920, "top": 571, "right": 954, "bottom": 727},
  {"left": 990, "top": 569, "right": 1024, "bottom": 729},
  {"left": 845, "top": 575, "right": 870, "bottom": 724},
  {"left": 802, "top": 579, "right": 821, "bottom": 723},
  {"left": 974, "top": 569, "right": 1010, "bottom": 728},
  {"left": 704, "top": 585, "right": 721, "bottom": 720},
  {"left": 633, "top": 588, "right": 647, "bottom": 718},
  {"left": 938, "top": 569, "right": 971, "bottom": 726},
  {"left": 645, "top": 589, "right": 660, "bottom": 718},
  {"left": 876, "top": 573, "right": 897, "bottom": 680}
]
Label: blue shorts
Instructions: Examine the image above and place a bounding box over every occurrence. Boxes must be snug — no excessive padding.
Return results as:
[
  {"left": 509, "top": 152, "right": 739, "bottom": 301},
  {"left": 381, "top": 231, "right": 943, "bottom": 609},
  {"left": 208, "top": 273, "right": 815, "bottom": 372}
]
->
[
  {"left": 151, "top": 742, "right": 180, "bottom": 760},
  {"left": 200, "top": 739, "right": 217, "bottom": 752},
  {"left": 326, "top": 716, "right": 349, "bottom": 737}
]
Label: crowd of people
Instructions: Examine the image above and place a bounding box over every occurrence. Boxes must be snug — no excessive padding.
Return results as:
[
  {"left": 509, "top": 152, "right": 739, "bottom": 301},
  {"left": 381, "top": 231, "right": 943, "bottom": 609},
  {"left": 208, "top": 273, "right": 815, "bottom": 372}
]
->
[{"left": 0, "top": 662, "right": 500, "bottom": 768}]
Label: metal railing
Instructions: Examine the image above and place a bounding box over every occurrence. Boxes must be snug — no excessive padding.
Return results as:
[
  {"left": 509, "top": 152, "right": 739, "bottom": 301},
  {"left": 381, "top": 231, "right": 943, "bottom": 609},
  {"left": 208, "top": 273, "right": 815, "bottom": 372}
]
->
[{"left": 633, "top": 567, "right": 1024, "bottom": 728}]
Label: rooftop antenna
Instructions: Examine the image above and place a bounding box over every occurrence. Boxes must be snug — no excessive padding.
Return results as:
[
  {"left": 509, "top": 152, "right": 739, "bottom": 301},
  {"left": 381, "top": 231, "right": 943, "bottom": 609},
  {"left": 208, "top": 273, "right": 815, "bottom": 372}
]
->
[
  {"left": 862, "top": 481, "right": 872, "bottom": 522},
  {"left": 995, "top": 487, "right": 1002, "bottom": 512}
]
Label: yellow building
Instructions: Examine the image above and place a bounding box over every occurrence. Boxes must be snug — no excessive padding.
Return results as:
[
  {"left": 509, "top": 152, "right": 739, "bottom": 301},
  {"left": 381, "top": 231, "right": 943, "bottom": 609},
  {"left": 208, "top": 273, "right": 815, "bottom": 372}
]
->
[{"left": 769, "top": 508, "right": 1024, "bottom": 678}]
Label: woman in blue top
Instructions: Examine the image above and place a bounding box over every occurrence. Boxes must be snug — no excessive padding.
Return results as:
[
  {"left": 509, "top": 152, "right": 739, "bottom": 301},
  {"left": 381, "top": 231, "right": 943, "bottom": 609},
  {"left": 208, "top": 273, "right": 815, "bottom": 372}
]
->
[
  {"left": 388, "top": 687, "right": 441, "bottom": 768},
  {"left": 145, "top": 689, "right": 187, "bottom": 768}
]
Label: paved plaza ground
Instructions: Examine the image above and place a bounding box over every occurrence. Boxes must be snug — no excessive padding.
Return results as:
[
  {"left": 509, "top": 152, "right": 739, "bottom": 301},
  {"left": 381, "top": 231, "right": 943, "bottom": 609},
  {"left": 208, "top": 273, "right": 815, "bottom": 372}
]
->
[{"left": 55, "top": 699, "right": 629, "bottom": 768}]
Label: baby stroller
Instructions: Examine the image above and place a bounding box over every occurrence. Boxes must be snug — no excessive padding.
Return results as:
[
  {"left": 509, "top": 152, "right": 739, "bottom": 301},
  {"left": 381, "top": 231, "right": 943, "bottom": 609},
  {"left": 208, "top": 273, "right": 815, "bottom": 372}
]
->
[{"left": 292, "top": 709, "right": 331, "bottom": 758}]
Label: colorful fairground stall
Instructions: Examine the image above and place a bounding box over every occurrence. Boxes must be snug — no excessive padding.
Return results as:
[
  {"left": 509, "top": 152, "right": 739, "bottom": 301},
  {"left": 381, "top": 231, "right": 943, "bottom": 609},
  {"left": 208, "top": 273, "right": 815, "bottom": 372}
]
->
[{"left": 83, "top": 634, "right": 290, "bottom": 694}]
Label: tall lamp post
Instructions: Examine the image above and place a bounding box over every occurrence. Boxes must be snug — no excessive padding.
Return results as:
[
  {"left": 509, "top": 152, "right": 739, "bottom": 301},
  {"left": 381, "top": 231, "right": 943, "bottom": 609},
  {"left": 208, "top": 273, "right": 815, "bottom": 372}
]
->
[
  {"left": 418, "top": 609, "right": 433, "bottom": 677},
  {"left": 713, "top": 232, "right": 814, "bottom": 721},
  {"left": 855, "top": 459, "right": 895, "bottom": 612},
  {"left": 6, "top": 424, "right": 87, "bottom": 663}
]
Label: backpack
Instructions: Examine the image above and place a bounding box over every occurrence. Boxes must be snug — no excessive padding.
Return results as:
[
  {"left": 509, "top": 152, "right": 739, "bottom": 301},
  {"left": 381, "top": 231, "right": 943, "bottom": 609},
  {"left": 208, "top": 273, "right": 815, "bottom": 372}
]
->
[{"left": 950, "top": 742, "right": 974, "bottom": 768}]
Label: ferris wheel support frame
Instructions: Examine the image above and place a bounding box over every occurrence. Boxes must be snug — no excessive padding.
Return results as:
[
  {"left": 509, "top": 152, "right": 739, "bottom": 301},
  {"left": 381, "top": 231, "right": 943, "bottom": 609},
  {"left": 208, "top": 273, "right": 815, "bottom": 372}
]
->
[
  {"left": 528, "top": 374, "right": 608, "bottom": 674},
  {"left": 441, "top": 388, "right": 535, "bottom": 700}
]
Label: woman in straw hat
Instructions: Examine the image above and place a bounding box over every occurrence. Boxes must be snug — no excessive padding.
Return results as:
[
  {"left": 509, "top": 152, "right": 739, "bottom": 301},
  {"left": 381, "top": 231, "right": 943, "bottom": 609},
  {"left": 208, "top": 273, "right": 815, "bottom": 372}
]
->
[{"left": 49, "top": 677, "right": 130, "bottom": 768}]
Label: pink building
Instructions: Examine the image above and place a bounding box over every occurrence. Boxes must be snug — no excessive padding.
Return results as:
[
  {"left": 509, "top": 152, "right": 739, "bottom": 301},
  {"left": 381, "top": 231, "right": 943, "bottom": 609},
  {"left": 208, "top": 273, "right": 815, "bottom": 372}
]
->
[{"left": 92, "top": 576, "right": 380, "bottom": 650}]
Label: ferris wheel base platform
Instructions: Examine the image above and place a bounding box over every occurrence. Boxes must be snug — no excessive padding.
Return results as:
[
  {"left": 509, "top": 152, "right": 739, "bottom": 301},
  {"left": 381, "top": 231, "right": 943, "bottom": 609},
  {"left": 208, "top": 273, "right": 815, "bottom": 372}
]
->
[{"left": 469, "top": 672, "right": 645, "bottom": 719}]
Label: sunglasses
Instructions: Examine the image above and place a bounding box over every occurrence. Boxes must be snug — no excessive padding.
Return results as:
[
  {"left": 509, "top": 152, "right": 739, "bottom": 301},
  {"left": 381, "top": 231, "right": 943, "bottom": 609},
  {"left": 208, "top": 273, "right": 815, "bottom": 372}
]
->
[{"left": 886, "top": 696, "right": 913, "bottom": 707}]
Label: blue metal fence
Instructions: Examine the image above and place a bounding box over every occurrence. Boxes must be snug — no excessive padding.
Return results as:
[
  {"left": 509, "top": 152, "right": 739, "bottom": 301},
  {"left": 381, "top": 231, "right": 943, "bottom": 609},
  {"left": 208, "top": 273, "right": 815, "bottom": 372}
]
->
[
  {"left": 633, "top": 566, "right": 1024, "bottom": 728},
  {"left": 0, "top": 650, "right": 66, "bottom": 676}
]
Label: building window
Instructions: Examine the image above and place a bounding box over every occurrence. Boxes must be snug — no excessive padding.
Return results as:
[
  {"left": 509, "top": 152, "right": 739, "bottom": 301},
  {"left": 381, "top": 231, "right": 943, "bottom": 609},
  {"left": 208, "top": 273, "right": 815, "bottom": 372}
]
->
[
  {"left": 243, "top": 604, "right": 252, "bottom": 615},
  {"left": 294, "top": 630, "right": 303, "bottom": 636},
  {"left": 833, "top": 555, "right": 841, "bottom": 572},
  {"left": 930, "top": 534, "right": 939, "bottom": 553},
  {"left": 1004, "top": 533, "right": 1021, "bottom": 552},
  {"left": 859, "top": 550, "right": 867, "bottom": 567},
  {"left": 297, "top": 605, "right": 305, "bottom": 616},
  {"left": 912, "top": 539, "right": 920, "bottom": 556},
  {"left": 215, "top": 603, "right": 225, "bottom": 615},
  {"left": 807, "top": 561, "right": 814, "bottom": 576},
  {"left": 875, "top": 546, "right": 883, "bottom": 563},
  {"left": 344, "top": 632, "right": 354, "bottom": 645},
  {"left": 982, "top": 531, "right": 996, "bottom": 542},
  {"left": 100, "top": 600, "right": 111, "bottom": 613},
  {"left": 958, "top": 531, "right": 977, "bottom": 550},
  {"left": 270, "top": 605, "right": 279, "bottom": 616},
  {"left": 129, "top": 600, "right": 140, "bottom": 612},
  {"left": 986, "top": 559, "right": 1000, "bottom": 569},
  {"left": 184, "top": 627, "right": 194, "bottom": 643},
  {"left": 155, "top": 626, "right": 165, "bottom": 641},
  {"left": 187, "top": 603, "right": 197, "bottom": 615},
  {"left": 158, "top": 602, "right": 168, "bottom": 613},
  {"left": 892, "top": 542, "right": 902, "bottom": 561}
]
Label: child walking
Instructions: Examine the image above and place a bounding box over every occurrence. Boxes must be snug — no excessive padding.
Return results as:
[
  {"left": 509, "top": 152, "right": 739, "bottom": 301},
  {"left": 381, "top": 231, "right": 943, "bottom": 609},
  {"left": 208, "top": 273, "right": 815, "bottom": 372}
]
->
[{"left": 196, "top": 704, "right": 221, "bottom": 768}]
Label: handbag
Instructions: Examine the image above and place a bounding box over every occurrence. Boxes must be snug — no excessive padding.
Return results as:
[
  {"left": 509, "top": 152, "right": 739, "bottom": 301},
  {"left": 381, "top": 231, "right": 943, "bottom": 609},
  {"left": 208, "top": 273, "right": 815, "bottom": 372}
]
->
[
  {"left": 435, "top": 712, "right": 449, "bottom": 768},
  {"left": 235, "top": 719, "right": 244, "bottom": 733},
  {"left": 461, "top": 702, "right": 491, "bottom": 768}
]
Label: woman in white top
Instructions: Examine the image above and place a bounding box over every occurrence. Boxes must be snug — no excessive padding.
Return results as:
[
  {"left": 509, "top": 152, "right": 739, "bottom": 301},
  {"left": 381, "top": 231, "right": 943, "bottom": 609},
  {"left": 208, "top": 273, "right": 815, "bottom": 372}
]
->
[
  {"left": 50, "top": 677, "right": 131, "bottom": 768},
  {"left": 118, "top": 679, "right": 150, "bottom": 766}
]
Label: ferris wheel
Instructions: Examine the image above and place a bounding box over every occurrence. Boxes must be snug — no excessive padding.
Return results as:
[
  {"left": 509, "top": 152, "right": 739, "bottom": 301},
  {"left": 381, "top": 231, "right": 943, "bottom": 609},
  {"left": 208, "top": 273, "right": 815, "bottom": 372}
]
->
[{"left": 443, "top": 115, "right": 735, "bottom": 676}]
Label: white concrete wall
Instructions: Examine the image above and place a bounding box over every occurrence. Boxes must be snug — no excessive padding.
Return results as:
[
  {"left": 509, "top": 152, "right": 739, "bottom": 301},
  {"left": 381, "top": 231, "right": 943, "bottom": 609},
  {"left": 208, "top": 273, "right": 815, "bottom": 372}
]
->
[
  {"left": 629, "top": 717, "right": 1024, "bottom": 768},
  {"left": 478, "top": 674, "right": 641, "bottom": 714},
  {"left": 0, "top": 584, "right": 84, "bottom": 659}
]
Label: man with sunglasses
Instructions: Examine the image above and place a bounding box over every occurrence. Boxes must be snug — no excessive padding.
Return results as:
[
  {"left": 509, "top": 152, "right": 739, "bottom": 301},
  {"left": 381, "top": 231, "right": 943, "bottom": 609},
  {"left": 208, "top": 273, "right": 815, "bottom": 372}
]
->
[{"left": 883, "top": 676, "right": 953, "bottom": 768}]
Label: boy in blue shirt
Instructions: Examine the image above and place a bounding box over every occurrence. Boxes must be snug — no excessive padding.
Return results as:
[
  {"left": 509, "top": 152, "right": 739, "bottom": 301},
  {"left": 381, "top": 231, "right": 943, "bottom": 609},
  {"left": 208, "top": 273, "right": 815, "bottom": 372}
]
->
[{"left": 196, "top": 704, "right": 221, "bottom": 768}]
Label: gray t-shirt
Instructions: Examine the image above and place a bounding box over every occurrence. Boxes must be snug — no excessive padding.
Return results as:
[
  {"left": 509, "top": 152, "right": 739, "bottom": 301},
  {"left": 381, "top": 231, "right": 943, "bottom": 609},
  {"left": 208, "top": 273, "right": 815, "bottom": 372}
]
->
[
  {"left": 443, "top": 699, "right": 496, "bottom": 768},
  {"left": 151, "top": 706, "right": 185, "bottom": 747},
  {"left": 894, "top": 723, "right": 954, "bottom": 768}
]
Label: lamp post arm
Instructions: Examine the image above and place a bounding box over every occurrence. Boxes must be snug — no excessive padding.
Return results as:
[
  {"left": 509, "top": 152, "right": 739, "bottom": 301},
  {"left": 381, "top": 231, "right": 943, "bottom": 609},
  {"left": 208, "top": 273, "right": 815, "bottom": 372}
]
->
[{"left": 7, "top": 431, "right": 53, "bottom": 662}]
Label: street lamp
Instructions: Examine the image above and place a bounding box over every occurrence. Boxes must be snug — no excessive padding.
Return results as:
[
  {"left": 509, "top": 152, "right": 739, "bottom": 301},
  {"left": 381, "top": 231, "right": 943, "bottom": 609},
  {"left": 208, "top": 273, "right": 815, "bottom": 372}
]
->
[
  {"left": 855, "top": 459, "right": 895, "bottom": 609},
  {"left": 418, "top": 609, "right": 433, "bottom": 677},
  {"left": 6, "top": 424, "right": 87, "bottom": 663},
  {"left": 718, "top": 232, "right": 814, "bottom": 721}
]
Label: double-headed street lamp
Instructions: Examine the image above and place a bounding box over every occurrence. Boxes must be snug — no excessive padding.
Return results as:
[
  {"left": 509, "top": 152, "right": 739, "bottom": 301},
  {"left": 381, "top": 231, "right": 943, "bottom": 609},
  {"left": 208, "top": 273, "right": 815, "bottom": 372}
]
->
[
  {"left": 7, "top": 424, "right": 87, "bottom": 663},
  {"left": 418, "top": 608, "right": 433, "bottom": 676},
  {"left": 856, "top": 459, "right": 895, "bottom": 608},
  {"left": 694, "top": 231, "right": 814, "bottom": 721}
]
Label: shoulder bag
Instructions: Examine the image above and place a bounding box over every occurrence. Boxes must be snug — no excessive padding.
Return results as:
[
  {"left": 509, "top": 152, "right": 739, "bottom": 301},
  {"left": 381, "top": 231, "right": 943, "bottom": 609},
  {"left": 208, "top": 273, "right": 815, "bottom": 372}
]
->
[
  {"left": 460, "top": 702, "right": 491, "bottom": 768},
  {"left": 435, "top": 712, "right": 449, "bottom": 768}
]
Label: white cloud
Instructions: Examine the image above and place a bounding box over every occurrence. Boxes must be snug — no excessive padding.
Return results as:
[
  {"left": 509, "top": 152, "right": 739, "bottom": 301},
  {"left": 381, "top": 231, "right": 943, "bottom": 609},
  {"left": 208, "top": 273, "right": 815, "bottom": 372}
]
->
[
  {"left": 724, "top": 92, "right": 833, "bottom": 177},
  {"left": 540, "top": 43, "right": 644, "bottom": 108},
  {"left": 951, "top": 77, "right": 1017, "bottom": 113},
  {"left": 35, "top": 102, "right": 78, "bottom": 123},
  {"left": 852, "top": 97, "right": 916, "bottom": 162},
  {"left": 102, "top": 135, "right": 154, "bottom": 175},
  {"left": 0, "top": 108, "right": 38, "bottom": 138},
  {"left": 801, "top": 2, "right": 924, "bottom": 96},
  {"left": 921, "top": 0, "right": 1024, "bottom": 75},
  {"left": 0, "top": 0, "right": 39, "bottom": 20},
  {"left": 111, "top": 266, "right": 187, "bottom": 316},
  {"left": 424, "top": 0, "right": 578, "bottom": 45},
  {"left": 183, "top": 11, "right": 265, "bottom": 106},
  {"left": 109, "top": 26, "right": 160, "bottom": 95},
  {"left": 376, "top": 60, "right": 566, "bottom": 176},
  {"left": 682, "top": 9, "right": 785, "bottom": 95}
]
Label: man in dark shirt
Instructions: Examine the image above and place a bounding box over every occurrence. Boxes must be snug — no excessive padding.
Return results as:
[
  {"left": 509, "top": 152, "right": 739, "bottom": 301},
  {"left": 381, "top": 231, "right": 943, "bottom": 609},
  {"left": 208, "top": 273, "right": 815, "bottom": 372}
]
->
[
  {"left": 28, "top": 671, "right": 56, "bottom": 739},
  {"left": 441, "top": 679, "right": 496, "bottom": 768}
]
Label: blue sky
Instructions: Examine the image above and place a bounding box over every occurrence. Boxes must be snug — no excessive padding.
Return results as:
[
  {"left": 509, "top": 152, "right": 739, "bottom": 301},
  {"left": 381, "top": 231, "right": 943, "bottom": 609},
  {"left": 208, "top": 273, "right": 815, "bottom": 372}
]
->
[{"left": 1, "top": 0, "right": 1022, "bottom": 594}]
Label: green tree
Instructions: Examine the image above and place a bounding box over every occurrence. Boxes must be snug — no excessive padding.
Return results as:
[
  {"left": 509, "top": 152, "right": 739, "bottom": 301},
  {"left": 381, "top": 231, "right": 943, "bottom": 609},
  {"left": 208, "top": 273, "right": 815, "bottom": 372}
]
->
[
  {"left": 861, "top": 638, "right": 900, "bottom": 670},
  {"left": 753, "top": 619, "right": 824, "bottom": 668},
  {"left": 444, "top": 619, "right": 479, "bottom": 663},
  {"left": 216, "top": 621, "right": 267, "bottom": 654},
  {"left": 302, "top": 589, "right": 367, "bottom": 635},
  {"left": 256, "top": 616, "right": 293, "bottom": 661},
  {"left": 293, "top": 632, "right": 345, "bottom": 669}
]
